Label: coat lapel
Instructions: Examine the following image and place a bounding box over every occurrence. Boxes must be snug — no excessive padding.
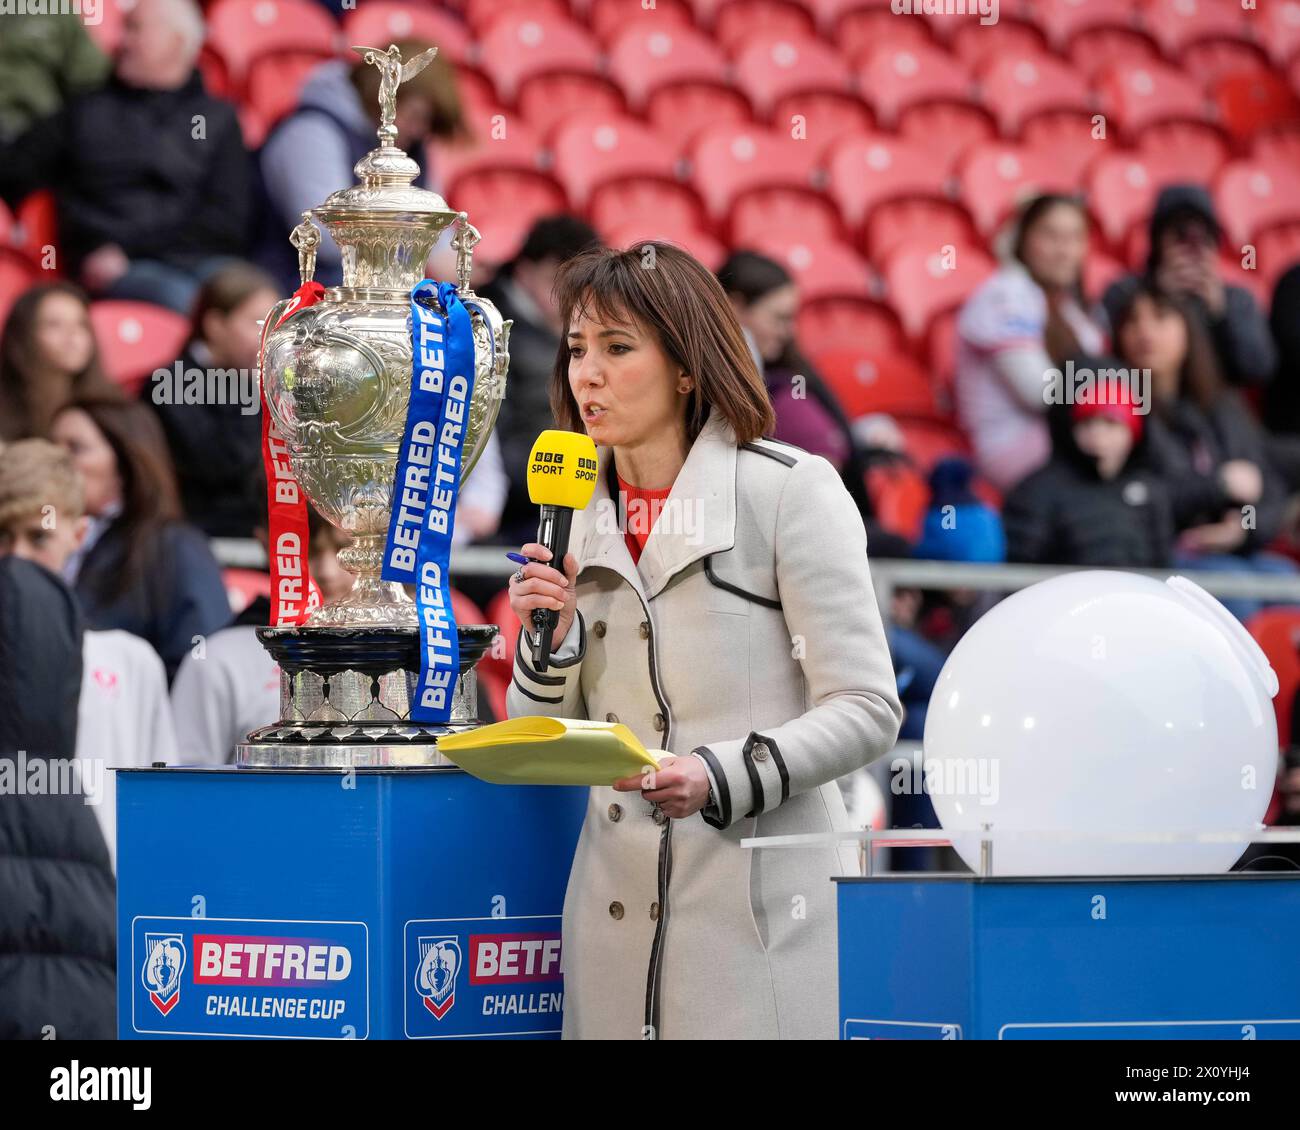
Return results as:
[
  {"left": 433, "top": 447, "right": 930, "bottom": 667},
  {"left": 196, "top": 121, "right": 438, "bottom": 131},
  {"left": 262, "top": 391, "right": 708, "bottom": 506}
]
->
[{"left": 576, "top": 411, "right": 738, "bottom": 602}]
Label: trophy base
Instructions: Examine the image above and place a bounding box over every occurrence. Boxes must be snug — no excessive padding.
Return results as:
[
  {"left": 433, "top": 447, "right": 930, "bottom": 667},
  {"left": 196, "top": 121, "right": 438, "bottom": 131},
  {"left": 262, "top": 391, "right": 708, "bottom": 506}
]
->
[{"left": 235, "top": 623, "right": 499, "bottom": 768}]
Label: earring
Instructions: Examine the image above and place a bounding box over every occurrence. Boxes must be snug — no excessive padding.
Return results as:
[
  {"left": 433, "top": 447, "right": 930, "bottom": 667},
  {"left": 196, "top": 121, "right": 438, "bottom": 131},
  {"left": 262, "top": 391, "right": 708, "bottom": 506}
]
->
[{"left": 678, "top": 378, "right": 693, "bottom": 393}]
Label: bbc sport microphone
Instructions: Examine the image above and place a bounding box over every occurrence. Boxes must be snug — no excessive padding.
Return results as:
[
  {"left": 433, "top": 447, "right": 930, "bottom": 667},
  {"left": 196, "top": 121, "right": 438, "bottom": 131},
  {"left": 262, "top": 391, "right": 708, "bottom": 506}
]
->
[{"left": 526, "top": 429, "right": 600, "bottom": 671}]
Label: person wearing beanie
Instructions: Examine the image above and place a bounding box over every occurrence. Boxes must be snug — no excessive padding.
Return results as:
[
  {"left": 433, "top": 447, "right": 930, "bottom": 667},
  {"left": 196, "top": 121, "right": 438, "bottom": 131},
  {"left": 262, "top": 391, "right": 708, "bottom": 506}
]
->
[
  {"left": 1103, "top": 184, "right": 1277, "bottom": 387},
  {"left": 912, "top": 457, "right": 1006, "bottom": 563},
  {"left": 1003, "top": 361, "right": 1175, "bottom": 568}
]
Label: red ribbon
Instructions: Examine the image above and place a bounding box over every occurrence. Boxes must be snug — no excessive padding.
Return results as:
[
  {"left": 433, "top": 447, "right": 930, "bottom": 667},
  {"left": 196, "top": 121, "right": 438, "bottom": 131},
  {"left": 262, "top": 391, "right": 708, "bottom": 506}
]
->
[{"left": 260, "top": 281, "right": 326, "bottom": 626}]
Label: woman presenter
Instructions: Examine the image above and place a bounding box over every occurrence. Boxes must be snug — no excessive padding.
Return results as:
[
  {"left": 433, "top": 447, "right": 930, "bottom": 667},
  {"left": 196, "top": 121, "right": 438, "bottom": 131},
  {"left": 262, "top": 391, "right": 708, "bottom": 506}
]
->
[{"left": 506, "top": 242, "right": 902, "bottom": 1040}]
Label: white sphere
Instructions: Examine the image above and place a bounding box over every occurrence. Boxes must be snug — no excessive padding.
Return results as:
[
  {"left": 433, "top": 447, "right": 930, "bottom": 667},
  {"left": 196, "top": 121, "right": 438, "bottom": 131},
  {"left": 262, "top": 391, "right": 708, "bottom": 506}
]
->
[{"left": 922, "top": 571, "right": 1279, "bottom": 876}]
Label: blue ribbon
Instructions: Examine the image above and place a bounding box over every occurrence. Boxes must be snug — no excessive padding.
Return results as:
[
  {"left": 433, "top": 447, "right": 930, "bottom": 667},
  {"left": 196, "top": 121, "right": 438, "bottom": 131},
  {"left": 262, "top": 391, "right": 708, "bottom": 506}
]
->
[{"left": 382, "top": 280, "right": 477, "bottom": 724}]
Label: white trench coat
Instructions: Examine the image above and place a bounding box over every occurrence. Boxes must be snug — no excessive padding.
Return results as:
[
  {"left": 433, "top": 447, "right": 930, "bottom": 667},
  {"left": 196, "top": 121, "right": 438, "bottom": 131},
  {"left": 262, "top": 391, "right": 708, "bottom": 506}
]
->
[{"left": 506, "top": 409, "right": 902, "bottom": 1039}]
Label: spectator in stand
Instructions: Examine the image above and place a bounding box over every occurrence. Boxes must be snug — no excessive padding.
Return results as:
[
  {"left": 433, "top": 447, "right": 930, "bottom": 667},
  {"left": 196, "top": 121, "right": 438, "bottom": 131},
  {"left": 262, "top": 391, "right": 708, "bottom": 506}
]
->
[
  {"left": 719, "top": 250, "right": 905, "bottom": 550},
  {"left": 0, "top": 0, "right": 250, "bottom": 313},
  {"left": 1103, "top": 185, "right": 1276, "bottom": 389},
  {"left": 1114, "top": 282, "right": 1295, "bottom": 619},
  {"left": 956, "top": 194, "right": 1108, "bottom": 493},
  {"left": 0, "top": 439, "right": 177, "bottom": 871},
  {"left": 50, "top": 394, "right": 230, "bottom": 680},
  {"left": 481, "top": 215, "right": 601, "bottom": 545},
  {"left": 912, "top": 458, "right": 1006, "bottom": 564},
  {"left": 144, "top": 262, "right": 279, "bottom": 538},
  {"left": 1003, "top": 365, "right": 1175, "bottom": 568},
  {"left": 258, "top": 38, "right": 469, "bottom": 293},
  {"left": 0, "top": 11, "right": 109, "bottom": 144},
  {"left": 1263, "top": 264, "right": 1300, "bottom": 490},
  {"left": 0, "top": 282, "right": 120, "bottom": 442},
  {"left": 0, "top": 555, "right": 116, "bottom": 1039}
]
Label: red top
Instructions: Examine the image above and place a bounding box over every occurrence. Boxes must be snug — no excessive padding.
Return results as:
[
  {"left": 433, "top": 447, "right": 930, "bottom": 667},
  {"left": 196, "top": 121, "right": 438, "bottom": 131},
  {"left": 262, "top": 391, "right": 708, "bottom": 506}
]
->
[{"left": 617, "top": 473, "right": 672, "bottom": 565}]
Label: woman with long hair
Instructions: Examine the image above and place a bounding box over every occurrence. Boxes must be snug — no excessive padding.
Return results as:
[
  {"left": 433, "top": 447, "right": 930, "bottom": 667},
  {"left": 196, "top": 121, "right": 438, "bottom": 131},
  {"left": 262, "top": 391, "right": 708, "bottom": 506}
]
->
[
  {"left": 50, "top": 392, "right": 231, "bottom": 679},
  {"left": 0, "top": 282, "right": 117, "bottom": 441},
  {"left": 504, "top": 242, "right": 902, "bottom": 1039},
  {"left": 1114, "top": 280, "right": 1295, "bottom": 618},
  {"left": 955, "top": 193, "right": 1108, "bottom": 491}
]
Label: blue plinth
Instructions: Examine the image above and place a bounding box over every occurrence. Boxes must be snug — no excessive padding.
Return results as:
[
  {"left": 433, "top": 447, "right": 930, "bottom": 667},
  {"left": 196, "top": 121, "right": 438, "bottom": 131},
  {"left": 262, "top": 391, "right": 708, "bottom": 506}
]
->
[
  {"left": 117, "top": 767, "right": 585, "bottom": 1040},
  {"left": 837, "top": 874, "right": 1300, "bottom": 1040}
]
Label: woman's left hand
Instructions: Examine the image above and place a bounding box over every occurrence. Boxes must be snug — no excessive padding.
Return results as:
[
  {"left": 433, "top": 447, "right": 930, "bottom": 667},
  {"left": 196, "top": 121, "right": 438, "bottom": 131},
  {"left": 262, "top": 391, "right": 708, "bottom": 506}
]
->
[{"left": 612, "top": 753, "right": 711, "bottom": 820}]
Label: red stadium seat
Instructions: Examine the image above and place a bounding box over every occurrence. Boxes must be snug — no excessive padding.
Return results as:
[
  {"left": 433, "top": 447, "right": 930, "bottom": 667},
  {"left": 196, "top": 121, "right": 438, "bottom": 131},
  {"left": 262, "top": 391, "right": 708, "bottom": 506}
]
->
[
  {"left": 863, "top": 198, "right": 979, "bottom": 268},
  {"left": 477, "top": 10, "right": 602, "bottom": 103},
  {"left": 206, "top": 0, "right": 338, "bottom": 92},
  {"left": 86, "top": 0, "right": 132, "bottom": 56},
  {"left": 452, "top": 588, "right": 488, "bottom": 629},
  {"left": 1213, "top": 72, "right": 1300, "bottom": 144},
  {"left": 1184, "top": 40, "right": 1273, "bottom": 88},
  {"left": 1026, "top": 0, "right": 1137, "bottom": 49},
  {"left": 606, "top": 23, "right": 728, "bottom": 109},
  {"left": 857, "top": 42, "right": 973, "bottom": 126},
  {"left": 924, "top": 308, "right": 960, "bottom": 400},
  {"left": 825, "top": 132, "right": 950, "bottom": 232},
  {"left": 223, "top": 568, "right": 270, "bottom": 615},
  {"left": 550, "top": 113, "right": 679, "bottom": 209},
  {"left": 464, "top": 0, "right": 567, "bottom": 35},
  {"left": 438, "top": 118, "right": 549, "bottom": 190},
  {"left": 817, "top": 348, "right": 940, "bottom": 420},
  {"left": 646, "top": 82, "right": 753, "bottom": 151},
  {"left": 957, "top": 142, "right": 1077, "bottom": 236},
  {"left": 1096, "top": 59, "right": 1209, "bottom": 138},
  {"left": 1252, "top": 126, "right": 1300, "bottom": 167},
  {"left": 13, "top": 191, "right": 59, "bottom": 271},
  {"left": 1246, "top": 608, "right": 1300, "bottom": 746},
  {"left": 744, "top": 237, "right": 873, "bottom": 303},
  {"left": 1021, "top": 111, "right": 1108, "bottom": 184},
  {"left": 342, "top": 3, "right": 472, "bottom": 64},
  {"left": 1086, "top": 152, "right": 1168, "bottom": 248},
  {"left": 244, "top": 54, "right": 324, "bottom": 133},
  {"left": 1065, "top": 25, "right": 1160, "bottom": 81},
  {"left": 732, "top": 33, "right": 853, "bottom": 119},
  {"left": 897, "top": 102, "right": 997, "bottom": 171},
  {"left": 604, "top": 223, "right": 727, "bottom": 270},
  {"left": 445, "top": 168, "right": 568, "bottom": 237},
  {"left": 589, "top": 0, "right": 693, "bottom": 44},
  {"left": 882, "top": 239, "right": 997, "bottom": 341},
  {"left": 896, "top": 419, "right": 973, "bottom": 474},
  {"left": 715, "top": 0, "right": 816, "bottom": 55},
  {"left": 977, "top": 52, "right": 1092, "bottom": 136},
  {"left": 950, "top": 18, "right": 1049, "bottom": 69},
  {"left": 772, "top": 91, "right": 874, "bottom": 160},
  {"left": 1136, "top": 119, "right": 1230, "bottom": 183},
  {"left": 1140, "top": 0, "right": 1255, "bottom": 58},
  {"left": 687, "top": 123, "right": 821, "bottom": 223},
  {"left": 1216, "top": 158, "right": 1300, "bottom": 248},
  {"left": 590, "top": 180, "right": 709, "bottom": 240},
  {"left": 798, "top": 297, "right": 906, "bottom": 358},
  {"left": 729, "top": 186, "right": 844, "bottom": 247},
  {"left": 518, "top": 72, "right": 627, "bottom": 137},
  {"left": 90, "top": 301, "right": 189, "bottom": 396},
  {"left": 836, "top": 6, "right": 934, "bottom": 66},
  {"left": 485, "top": 585, "right": 522, "bottom": 678},
  {"left": 1261, "top": 0, "right": 1300, "bottom": 67},
  {"left": 1084, "top": 250, "right": 1127, "bottom": 298}
]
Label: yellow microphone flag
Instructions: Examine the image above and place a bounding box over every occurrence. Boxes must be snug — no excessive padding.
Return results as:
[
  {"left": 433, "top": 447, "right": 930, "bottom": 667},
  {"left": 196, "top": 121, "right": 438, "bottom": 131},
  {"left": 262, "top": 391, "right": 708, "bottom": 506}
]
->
[{"left": 526, "top": 430, "right": 599, "bottom": 509}]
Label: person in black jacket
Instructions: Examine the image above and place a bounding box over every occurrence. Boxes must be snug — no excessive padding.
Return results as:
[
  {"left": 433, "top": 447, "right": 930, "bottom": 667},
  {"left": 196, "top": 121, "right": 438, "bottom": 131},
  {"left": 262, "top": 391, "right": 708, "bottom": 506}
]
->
[
  {"left": 1114, "top": 281, "right": 1297, "bottom": 618},
  {"left": 1004, "top": 360, "right": 1174, "bottom": 569},
  {"left": 144, "top": 262, "right": 279, "bottom": 537},
  {"left": 1102, "top": 184, "right": 1276, "bottom": 388},
  {"left": 0, "top": 0, "right": 250, "bottom": 313},
  {"left": 0, "top": 556, "right": 116, "bottom": 1039},
  {"left": 50, "top": 393, "right": 231, "bottom": 681}
]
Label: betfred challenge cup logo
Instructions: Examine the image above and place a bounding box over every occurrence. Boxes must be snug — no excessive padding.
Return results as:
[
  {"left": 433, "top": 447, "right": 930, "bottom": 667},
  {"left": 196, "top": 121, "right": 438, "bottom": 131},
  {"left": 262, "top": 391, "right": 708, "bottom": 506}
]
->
[
  {"left": 142, "top": 933, "right": 187, "bottom": 1016},
  {"left": 414, "top": 937, "right": 461, "bottom": 1020}
]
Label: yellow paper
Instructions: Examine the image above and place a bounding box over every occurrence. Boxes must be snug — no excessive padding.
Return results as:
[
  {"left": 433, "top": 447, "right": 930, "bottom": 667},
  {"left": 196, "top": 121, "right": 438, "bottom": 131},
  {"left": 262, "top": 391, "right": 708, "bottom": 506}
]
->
[{"left": 437, "top": 716, "right": 660, "bottom": 786}]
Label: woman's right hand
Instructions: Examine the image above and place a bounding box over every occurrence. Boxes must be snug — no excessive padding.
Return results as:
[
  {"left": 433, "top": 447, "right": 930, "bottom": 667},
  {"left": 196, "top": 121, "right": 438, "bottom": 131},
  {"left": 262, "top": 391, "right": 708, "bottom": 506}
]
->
[{"left": 508, "top": 543, "right": 580, "bottom": 644}]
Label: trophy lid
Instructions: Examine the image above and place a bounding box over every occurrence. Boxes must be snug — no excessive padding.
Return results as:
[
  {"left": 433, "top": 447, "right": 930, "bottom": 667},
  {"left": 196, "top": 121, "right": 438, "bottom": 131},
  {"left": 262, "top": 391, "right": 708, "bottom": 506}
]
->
[{"left": 313, "top": 44, "right": 459, "bottom": 225}]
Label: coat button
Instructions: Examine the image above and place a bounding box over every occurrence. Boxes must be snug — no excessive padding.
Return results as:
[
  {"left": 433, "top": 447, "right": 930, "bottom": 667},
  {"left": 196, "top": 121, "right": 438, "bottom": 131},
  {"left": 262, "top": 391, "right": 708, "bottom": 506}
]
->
[
  {"left": 638, "top": 620, "right": 650, "bottom": 639},
  {"left": 752, "top": 742, "right": 770, "bottom": 762},
  {"left": 652, "top": 806, "right": 668, "bottom": 826},
  {"left": 609, "top": 901, "right": 624, "bottom": 920},
  {"left": 650, "top": 902, "right": 660, "bottom": 921},
  {"left": 605, "top": 712, "right": 619, "bottom": 723},
  {"left": 652, "top": 713, "right": 665, "bottom": 731},
  {"left": 608, "top": 803, "right": 623, "bottom": 822},
  {"left": 593, "top": 620, "right": 606, "bottom": 638}
]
